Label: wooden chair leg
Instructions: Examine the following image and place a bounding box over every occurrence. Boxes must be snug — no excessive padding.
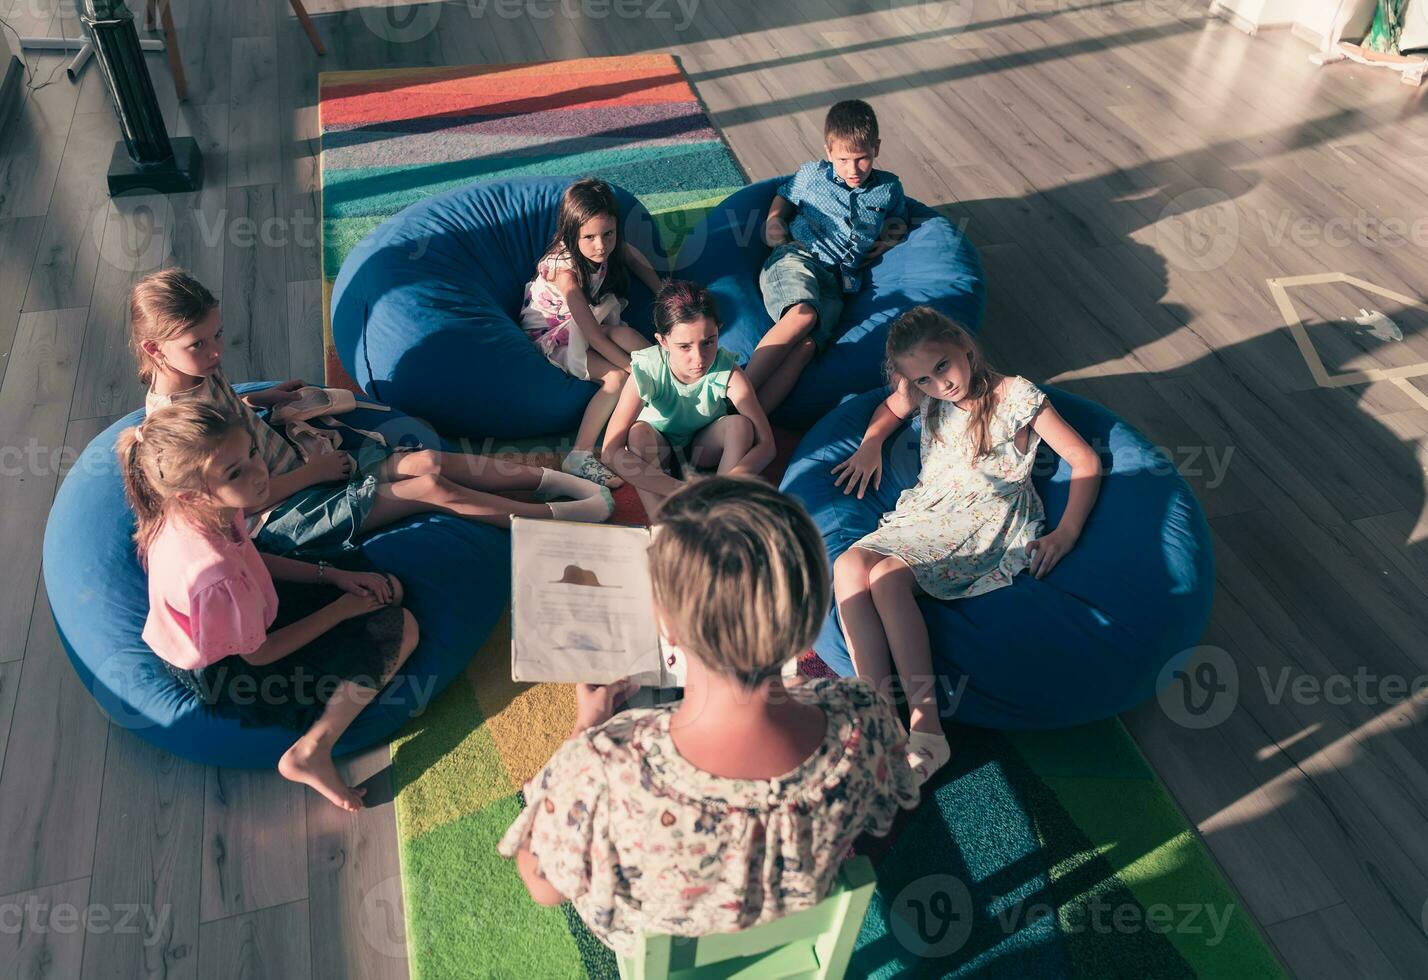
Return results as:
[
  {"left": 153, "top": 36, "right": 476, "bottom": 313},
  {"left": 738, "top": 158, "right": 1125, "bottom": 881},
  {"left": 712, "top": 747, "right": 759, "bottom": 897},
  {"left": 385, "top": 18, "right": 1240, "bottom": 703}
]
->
[
  {"left": 157, "top": 0, "right": 188, "bottom": 102},
  {"left": 289, "top": 0, "right": 326, "bottom": 56}
]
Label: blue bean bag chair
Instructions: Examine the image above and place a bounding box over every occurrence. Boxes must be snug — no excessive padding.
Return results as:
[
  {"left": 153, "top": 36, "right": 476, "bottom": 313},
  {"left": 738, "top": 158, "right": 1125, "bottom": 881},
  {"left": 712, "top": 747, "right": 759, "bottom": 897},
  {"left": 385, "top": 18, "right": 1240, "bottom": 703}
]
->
[
  {"left": 331, "top": 176, "right": 666, "bottom": 439},
  {"left": 780, "top": 387, "right": 1214, "bottom": 730},
  {"left": 42, "top": 385, "right": 508, "bottom": 768},
  {"left": 674, "top": 176, "right": 986, "bottom": 428}
]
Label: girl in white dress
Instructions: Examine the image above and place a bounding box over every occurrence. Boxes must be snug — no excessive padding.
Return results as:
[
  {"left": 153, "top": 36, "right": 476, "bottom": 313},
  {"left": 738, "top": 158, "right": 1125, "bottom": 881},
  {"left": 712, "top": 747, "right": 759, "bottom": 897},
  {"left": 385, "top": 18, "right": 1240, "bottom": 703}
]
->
[
  {"left": 520, "top": 178, "right": 662, "bottom": 487},
  {"left": 830, "top": 306, "right": 1102, "bottom": 784}
]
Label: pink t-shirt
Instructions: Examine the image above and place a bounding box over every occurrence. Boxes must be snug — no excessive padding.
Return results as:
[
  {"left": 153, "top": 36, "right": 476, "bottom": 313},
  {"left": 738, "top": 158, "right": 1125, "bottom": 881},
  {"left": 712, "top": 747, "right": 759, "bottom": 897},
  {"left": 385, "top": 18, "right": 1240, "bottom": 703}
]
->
[{"left": 141, "top": 510, "right": 279, "bottom": 670}]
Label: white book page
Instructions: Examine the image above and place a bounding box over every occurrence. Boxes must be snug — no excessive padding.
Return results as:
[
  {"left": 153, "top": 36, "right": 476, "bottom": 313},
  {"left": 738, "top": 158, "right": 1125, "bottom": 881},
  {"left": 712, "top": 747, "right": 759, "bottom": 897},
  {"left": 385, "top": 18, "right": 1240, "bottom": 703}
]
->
[{"left": 511, "top": 518, "right": 664, "bottom": 687}]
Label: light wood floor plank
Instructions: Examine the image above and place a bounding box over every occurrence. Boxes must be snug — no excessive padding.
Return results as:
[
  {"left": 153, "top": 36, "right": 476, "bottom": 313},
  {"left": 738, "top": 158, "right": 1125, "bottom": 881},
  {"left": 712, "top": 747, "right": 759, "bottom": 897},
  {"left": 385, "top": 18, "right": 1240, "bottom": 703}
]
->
[
  {"left": 0, "top": 876, "right": 91, "bottom": 980},
  {"left": 80, "top": 730, "right": 205, "bottom": 980},
  {"left": 228, "top": 38, "right": 281, "bottom": 188},
  {"left": 221, "top": 184, "right": 292, "bottom": 384},
  {"left": 197, "top": 900, "right": 312, "bottom": 980},
  {"left": 287, "top": 279, "right": 326, "bottom": 385},
  {"left": 306, "top": 747, "right": 409, "bottom": 980},
  {"left": 0, "top": 308, "right": 87, "bottom": 663},
  {"left": 23, "top": 111, "right": 121, "bottom": 314},
  {"left": 0, "top": 582, "right": 110, "bottom": 896},
  {"left": 0, "top": 215, "right": 46, "bottom": 384},
  {"left": 1266, "top": 904, "right": 1406, "bottom": 980},
  {"left": 0, "top": 54, "right": 83, "bottom": 220},
  {"left": 200, "top": 768, "right": 307, "bottom": 922}
]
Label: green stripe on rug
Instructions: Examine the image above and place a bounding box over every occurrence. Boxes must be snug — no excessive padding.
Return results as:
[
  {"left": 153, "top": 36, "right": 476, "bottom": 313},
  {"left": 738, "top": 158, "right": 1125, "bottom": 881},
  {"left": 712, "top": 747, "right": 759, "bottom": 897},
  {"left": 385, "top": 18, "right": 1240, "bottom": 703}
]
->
[
  {"left": 324, "top": 141, "right": 743, "bottom": 218},
  {"left": 391, "top": 667, "right": 586, "bottom": 978},
  {"left": 1012, "top": 726, "right": 1284, "bottom": 979}
]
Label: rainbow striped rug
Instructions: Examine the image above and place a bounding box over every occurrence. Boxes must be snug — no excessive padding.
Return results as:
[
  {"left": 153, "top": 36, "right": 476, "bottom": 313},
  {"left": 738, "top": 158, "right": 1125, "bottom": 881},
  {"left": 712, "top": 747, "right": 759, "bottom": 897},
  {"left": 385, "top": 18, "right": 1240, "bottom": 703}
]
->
[
  {"left": 317, "top": 54, "right": 746, "bottom": 389},
  {"left": 316, "top": 55, "right": 1284, "bottom": 980}
]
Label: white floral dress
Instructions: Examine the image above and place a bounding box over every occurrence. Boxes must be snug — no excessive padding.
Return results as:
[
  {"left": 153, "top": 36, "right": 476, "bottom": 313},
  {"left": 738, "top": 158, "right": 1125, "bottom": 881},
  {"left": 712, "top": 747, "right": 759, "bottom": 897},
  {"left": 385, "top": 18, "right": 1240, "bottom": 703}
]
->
[
  {"left": 497, "top": 678, "right": 919, "bottom": 955},
  {"left": 855, "top": 375, "right": 1048, "bottom": 600},
  {"left": 519, "top": 249, "right": 624, "bottom": 381}
]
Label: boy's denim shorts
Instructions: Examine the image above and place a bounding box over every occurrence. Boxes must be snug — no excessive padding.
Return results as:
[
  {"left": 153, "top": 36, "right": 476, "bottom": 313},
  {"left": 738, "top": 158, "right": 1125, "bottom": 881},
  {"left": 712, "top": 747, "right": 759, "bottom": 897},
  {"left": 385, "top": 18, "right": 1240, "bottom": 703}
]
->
[{"left": 758, "top": 243, "right": 844, "bottom": 349}]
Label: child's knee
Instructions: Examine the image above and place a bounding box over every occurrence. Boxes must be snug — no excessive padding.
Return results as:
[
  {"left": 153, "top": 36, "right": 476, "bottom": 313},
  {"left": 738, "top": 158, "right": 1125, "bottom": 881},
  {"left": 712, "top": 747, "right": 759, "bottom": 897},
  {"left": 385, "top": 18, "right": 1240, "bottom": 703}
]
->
[
  {"left": 868, "top": 557, "right": 912, "bottom": 597},
  {"left": 628, "top": 422, "right": 658, "bottom": 453},
  {"left": 724, "top": 414, "right": 754, "bottom": 446},
  {"left": 600, "top": 367, "right": 626, "bottom": 391},
  {"left": 787, "top": 302, "right": 818, "bottom": 327},
  {"left": 834, "top": 548, "right": 874, "bottom": 587},
  {"left": 389, "top": 448, "right": 441, "bottom": 479},
  {"left": 398, "top": 472, "right": 454, "bottom": 504}
]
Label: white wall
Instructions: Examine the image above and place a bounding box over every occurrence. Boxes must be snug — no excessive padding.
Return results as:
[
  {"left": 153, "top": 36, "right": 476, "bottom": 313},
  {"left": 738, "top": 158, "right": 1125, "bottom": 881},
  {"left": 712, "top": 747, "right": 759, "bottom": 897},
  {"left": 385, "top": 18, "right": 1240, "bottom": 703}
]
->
[{"left": 1210, "top": 0, "right": 1377, "bottom": 47}]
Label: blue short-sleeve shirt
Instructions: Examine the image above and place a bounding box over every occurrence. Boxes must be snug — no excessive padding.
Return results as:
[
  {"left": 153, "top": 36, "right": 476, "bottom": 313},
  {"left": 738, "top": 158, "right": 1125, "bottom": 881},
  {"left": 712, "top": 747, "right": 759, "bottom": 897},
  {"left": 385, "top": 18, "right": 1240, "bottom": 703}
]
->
[{"left": 776, "top": 160, "right": 908, "bottom": 292}]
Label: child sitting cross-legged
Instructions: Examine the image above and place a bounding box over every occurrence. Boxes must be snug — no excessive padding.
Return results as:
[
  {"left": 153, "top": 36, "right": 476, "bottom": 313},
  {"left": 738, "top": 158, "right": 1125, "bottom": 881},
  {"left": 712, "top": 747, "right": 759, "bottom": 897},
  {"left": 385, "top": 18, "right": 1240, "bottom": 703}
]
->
[
  {"left": 498, "top": 476, "right": 919, "bottom": 956},
  {"left": 120, "top": 403, "right": 418, "bottom": 811},
  {"left": 601, "top": 280, "right": 776, "bottom": 517},
  {"left": 749, "top": 98, "right": 910, "bottom": 414}
]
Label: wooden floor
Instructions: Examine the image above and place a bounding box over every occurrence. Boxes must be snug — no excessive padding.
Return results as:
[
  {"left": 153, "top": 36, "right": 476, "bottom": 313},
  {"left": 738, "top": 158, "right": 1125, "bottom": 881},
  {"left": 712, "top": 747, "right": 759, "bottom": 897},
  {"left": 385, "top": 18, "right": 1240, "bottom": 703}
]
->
[{"left": 2, "top": 0, "right": 1426, "bottom": 976}]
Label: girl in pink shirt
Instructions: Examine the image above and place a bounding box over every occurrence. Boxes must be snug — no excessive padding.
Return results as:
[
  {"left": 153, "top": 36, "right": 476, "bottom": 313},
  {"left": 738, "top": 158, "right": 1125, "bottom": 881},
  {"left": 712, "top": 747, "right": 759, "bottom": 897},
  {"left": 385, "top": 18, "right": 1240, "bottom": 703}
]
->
[{"left": 121, "top": 402, "right": 419, "bottom": 811}]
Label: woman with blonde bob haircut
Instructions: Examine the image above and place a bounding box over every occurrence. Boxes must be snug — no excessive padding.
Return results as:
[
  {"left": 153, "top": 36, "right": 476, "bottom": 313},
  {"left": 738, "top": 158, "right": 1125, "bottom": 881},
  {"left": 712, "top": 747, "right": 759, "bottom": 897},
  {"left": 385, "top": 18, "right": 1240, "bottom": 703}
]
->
[{"left": 499, "top": 476, "right": 919, "bottom": 956}]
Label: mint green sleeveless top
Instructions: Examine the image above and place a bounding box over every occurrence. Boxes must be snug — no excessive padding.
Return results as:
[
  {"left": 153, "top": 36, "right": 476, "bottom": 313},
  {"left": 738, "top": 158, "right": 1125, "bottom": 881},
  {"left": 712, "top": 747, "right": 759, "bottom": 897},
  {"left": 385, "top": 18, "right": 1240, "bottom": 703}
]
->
[{"left": 630, "top": 345, "right": 737, "bottom": 447}]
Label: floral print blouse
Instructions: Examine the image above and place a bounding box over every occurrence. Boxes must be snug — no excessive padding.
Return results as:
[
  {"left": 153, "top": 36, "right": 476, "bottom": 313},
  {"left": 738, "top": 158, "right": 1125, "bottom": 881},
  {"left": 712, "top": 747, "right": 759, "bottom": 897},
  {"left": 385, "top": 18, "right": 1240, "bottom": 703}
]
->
[{"left": 497, "top": 677, "right": 919, "bottom": 954}]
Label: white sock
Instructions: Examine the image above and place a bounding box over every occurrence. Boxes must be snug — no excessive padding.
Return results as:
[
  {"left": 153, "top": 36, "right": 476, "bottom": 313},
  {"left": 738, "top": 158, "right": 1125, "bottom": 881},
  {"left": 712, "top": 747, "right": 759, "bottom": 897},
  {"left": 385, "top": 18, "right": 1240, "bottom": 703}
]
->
[
  {"left": 535, "top": 466, "right": 600, "bottom": 501},
  {"left": 546, "top": 487, "right": 615, "bottom": 522}
]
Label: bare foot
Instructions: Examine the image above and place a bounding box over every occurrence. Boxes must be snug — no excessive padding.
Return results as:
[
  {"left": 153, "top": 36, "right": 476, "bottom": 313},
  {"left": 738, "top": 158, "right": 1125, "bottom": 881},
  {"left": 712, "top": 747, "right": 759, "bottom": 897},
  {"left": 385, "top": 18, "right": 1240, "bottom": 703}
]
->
[{"left": 279, "top": 738, "right": 366, "bottom": 811}]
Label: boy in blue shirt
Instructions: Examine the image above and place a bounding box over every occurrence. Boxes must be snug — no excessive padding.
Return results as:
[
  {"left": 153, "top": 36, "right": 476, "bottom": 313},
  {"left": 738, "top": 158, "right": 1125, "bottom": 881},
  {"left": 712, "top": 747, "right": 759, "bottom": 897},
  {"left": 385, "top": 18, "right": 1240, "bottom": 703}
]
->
[{"left": 749, "top": 100, "right": 909, "bottom": 413}]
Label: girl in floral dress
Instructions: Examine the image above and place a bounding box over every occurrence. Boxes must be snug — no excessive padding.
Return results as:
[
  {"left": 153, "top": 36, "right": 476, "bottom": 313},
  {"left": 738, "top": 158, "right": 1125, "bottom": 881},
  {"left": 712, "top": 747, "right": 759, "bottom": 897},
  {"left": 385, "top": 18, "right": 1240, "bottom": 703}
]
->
[
  {"left": 830, "top": 307, "right": 1102, "bottom": 785},
  {"left": 498, "top": 477, "right": 918, "bottom": 955},
  {"left": 520, "top": 177, "right": 663, "bottom": 487}
]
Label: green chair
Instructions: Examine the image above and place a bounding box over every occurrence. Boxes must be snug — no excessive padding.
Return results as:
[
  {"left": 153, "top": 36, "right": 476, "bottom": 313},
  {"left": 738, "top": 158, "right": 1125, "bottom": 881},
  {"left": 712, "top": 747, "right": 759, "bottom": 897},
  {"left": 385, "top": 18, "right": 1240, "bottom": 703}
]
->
[{"left": 616, "top": 856, "right": 877, "bottom": 980}]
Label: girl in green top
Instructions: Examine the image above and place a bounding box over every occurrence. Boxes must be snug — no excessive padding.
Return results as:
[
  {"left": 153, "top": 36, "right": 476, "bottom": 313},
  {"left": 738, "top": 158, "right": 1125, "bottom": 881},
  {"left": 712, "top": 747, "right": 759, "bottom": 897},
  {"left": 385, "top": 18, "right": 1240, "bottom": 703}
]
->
[{"left": 603, "top": 281, "right": 776, "bottom": 518}]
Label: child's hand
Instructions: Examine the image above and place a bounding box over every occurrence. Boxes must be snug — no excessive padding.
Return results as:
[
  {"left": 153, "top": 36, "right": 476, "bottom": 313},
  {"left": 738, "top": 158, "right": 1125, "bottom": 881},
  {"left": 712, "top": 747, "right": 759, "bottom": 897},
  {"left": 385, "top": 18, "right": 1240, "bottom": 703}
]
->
[
  {"left": 831, "top": 445, "right": 883, "bottom": 499},
  {"left": 331, "top": 569, "right": 401, "bottom": 605},
  {"left": 858, "top": 240, "right": 894, "bottom": 269},
  {"left": 332, "top": 590, "right": 387, "bottom": 618},
  {"left": 1026, "top": 528, "right": 1077, "bottom": 579},
  {"left": 308, "top": 451, "right": 356, "bottom": 484},
  {"left": 572, "top": 678, "right": 639, "bottom": 735},
  {"left": 243, "top": 379, "right": 306, "bottom": 408}
]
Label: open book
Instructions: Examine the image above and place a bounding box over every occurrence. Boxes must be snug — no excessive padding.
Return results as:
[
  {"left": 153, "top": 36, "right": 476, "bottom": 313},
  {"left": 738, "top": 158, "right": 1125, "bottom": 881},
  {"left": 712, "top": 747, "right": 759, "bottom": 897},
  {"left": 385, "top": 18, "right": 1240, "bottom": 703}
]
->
[{"left": 511, "top": 517, "right": 686, "bottom": 689}]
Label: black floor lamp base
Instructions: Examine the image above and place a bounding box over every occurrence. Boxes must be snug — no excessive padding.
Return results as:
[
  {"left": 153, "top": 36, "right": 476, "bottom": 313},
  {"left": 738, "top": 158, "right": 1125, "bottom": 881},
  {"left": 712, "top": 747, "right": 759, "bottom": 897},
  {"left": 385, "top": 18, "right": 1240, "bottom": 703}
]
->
[{"left": 107, "top": 136, "right": 203, "bottom": 196}]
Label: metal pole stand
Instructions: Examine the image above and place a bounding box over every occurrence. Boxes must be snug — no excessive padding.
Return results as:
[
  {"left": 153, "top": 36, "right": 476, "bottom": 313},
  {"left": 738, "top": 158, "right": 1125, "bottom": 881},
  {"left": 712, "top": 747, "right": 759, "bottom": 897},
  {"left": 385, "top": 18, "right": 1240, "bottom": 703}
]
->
[
  {"left": 18, "top": 34, "right": 165, "bottom": 81},
  {"left": 81, "top": 0, "right": 200, "bottom": 196}
]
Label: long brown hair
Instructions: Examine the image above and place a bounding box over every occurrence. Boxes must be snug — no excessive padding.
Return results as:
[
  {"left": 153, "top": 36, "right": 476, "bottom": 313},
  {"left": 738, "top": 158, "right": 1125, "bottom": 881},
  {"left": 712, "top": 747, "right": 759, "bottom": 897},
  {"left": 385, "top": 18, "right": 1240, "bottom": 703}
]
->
[
  {"left": 129, "top": 268, "right": 219, "bottom": 385},
  {"left": 545, "top": 177, "right": 629, "bottom": 302},
  {"left": 116, "top": 403, "right": 252, "bottom": 563},
  {"left": 885, "top": 306, "right": 1003, "bottom": 460}
]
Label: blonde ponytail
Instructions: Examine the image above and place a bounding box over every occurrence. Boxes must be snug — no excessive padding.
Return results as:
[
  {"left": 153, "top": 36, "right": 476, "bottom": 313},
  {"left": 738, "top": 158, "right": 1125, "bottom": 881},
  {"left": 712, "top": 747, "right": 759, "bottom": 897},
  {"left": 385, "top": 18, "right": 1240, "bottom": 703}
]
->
[{"left": 117, "top": 403, "right": 251, "bottom": 562}]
